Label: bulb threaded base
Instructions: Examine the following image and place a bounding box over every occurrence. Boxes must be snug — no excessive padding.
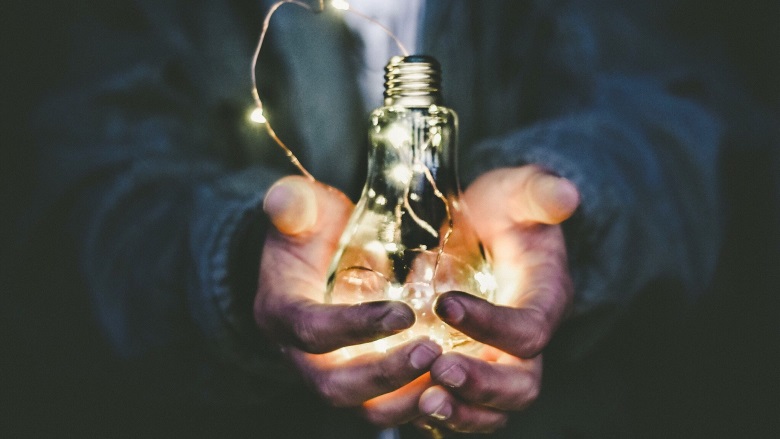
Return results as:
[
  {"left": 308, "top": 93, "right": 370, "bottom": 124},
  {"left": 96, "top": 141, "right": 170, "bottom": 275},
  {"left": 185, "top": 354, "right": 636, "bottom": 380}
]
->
[{"left": 384, "top": 55, "right": 442, "bottom": 107}]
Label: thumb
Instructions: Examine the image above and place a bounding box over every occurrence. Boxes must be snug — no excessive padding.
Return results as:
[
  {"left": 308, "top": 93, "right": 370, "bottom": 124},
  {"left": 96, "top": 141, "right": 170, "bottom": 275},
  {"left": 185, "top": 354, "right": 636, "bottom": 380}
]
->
[
  {"left": 519, "top": 167, "right": 580, "bottom": 225},
  {"left": 467, "top": 166, "right": 580, "bottom": 226},
  {"left": 259, "top": 176, "right": 353, "bottom": 299},
  {"left": 263, "top": 176, "right": 319, "bottom": 235}
]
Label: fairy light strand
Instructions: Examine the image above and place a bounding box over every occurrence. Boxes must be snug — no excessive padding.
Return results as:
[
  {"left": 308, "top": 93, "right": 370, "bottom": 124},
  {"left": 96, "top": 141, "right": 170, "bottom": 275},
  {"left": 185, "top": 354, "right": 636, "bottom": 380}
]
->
[{"left": 250, "top": 0, "right": 410, "bottom": 180}]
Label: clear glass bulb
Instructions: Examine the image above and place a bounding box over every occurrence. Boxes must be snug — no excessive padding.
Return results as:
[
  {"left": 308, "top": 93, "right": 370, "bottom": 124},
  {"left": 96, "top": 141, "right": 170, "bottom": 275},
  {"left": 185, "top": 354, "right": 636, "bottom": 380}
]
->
[{"left": 325, "top": 56, "right": 496, "bottom": 356}]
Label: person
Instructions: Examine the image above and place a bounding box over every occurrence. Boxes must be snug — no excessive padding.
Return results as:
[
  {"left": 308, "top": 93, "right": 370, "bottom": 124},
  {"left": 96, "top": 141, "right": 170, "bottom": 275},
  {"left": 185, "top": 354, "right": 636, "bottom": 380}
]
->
[{"left": 7, "top": 0, "right": 775, "bottom": 437}]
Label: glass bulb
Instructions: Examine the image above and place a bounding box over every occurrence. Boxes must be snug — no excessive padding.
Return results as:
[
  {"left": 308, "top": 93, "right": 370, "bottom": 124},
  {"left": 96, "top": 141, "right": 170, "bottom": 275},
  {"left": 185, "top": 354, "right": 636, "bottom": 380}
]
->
[{"left": 326, "top": 56, "right": 495, "bottom": 356}]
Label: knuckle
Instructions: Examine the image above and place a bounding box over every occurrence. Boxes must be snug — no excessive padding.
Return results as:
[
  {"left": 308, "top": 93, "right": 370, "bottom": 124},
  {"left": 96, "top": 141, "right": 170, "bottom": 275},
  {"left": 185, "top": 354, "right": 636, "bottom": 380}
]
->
[
  {"left": 360, "top": 407, "right": 396, "bottom": 429},
  {"left": 474, "top": 385, "right": 502, "bottom": 407},
  {"left": 484, "top": 415, "right": 510, "bottom": 434},
  {"left": 372, "top": 360, "right": 406, "bottom": 391},
  {"left": 313, "top": 374, "right": 350, "bottom": 408},
  {"left": 514, "top": 376, "right": 541, "bottom": 410},
  {"left": 518, "top": 310, "right": 552, "bottom": 357},
  {"left": 526, "top": 381, "right": 541, "bottom": 405},
  {"left": 292, "top": 315, "right": 326, "bottom": 353}
]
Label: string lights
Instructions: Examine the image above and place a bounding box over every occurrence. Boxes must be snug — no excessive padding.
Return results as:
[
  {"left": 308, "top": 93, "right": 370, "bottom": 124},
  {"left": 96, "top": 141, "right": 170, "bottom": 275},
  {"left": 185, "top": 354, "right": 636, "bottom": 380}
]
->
[{"left": 250, "top": 0, "right": 409, "bottom": 180}]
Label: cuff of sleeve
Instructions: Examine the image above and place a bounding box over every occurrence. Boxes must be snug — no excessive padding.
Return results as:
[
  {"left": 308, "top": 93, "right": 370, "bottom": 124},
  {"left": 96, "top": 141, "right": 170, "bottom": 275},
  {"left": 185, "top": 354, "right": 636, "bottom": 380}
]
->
[{"left": 189, "top": 166, "right": 297, "bottom": 382}]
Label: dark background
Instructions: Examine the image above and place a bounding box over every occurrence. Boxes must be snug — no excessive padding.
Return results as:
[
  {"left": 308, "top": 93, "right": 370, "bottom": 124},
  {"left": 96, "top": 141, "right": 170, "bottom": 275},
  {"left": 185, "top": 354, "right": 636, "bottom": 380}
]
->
[{"left": 3, "top": 1, "right": 778, "bottom": 437}]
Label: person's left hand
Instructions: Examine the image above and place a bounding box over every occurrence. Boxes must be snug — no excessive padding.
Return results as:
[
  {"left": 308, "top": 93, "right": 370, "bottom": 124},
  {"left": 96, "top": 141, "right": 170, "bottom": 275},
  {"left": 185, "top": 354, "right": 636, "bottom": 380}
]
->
[
  {"left": 412, "top": 165, "right": 580, "bottom": 434},
  {"left": 256, "top": 176, "right": 442, "bottom": 423}
]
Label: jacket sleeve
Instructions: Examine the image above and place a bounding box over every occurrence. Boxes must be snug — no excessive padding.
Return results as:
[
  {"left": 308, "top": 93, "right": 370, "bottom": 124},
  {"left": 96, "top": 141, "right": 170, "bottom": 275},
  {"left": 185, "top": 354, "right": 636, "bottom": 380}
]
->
[
  {"left": 460, "top": 2, "right": 724, "bottom": 358},
  {"left": 29, "top": 1, "right": 297, "bottom": 402}
]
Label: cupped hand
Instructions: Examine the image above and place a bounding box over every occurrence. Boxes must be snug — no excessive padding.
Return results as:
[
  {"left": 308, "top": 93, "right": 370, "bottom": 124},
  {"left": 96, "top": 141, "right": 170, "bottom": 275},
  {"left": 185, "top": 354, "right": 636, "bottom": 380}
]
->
[
  {"left": 418, "top": 165, "right": 580, "bottom": 434},
  {"left": 254, "top": 176, "right": 442, "bottom": 425}
]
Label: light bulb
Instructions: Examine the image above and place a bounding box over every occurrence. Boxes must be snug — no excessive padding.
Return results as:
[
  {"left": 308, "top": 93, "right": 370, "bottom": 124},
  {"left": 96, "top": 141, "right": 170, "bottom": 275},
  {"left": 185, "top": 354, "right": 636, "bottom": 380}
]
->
[{"left": 326, "top": 56, "right": 496, "bottom": 356}]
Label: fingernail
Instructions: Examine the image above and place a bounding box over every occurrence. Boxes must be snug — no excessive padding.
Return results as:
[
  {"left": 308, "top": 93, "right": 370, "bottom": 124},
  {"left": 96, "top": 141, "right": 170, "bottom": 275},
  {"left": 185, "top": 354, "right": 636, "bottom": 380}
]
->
[
  {"left": 438, "top": 363, "right": 467, "bottom": 388},
  {"left": 381, "top": 306, "right": 414, "bottom": 332},
  {"left": 421, "top": 390, "right": 452, "bottom": 421},
  {"left": 435, "top": 295, "right": 465, "bottom": 324},
  {"left": 409, "top": 344, "right": 440, "bottom": 370}
]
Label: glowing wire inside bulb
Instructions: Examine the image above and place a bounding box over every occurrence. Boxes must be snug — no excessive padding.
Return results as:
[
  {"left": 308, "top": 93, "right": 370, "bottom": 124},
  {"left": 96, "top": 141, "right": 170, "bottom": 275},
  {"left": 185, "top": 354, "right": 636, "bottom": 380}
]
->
[{"left": 388, "top": 164, "right": 413, "bottom": 185}]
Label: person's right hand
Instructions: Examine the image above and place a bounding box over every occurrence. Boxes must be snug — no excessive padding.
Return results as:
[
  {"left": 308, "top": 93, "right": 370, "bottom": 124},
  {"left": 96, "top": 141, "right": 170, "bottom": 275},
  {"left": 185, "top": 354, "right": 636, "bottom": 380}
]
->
[{"left": 254, "top": 176, "right": 443, "bottom": 423}]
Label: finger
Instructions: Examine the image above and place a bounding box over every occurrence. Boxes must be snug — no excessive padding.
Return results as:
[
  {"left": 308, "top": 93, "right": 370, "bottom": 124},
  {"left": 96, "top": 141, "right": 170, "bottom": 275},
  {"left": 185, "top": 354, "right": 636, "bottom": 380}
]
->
[
  {"left": 260, "top": 178, "right": 353, "bottom": 292},
  {"left": 289, "top": 338, "right": 442, "bottom": 408},
  {"left": 430, "top": 352, "right": 541, "bottom": 411},
  {"left": 466, "top": 166, "right": 580, "bottom": 226},
  {"left": 435, "top": 291, "right": 555, "bottom": 358},
  {"left": 257, "top": 177, "right": 366, "bottom": 347},
  {"left": 419, "top": 386, "right": 508, "bottom": 434},
  {"left": 520, "top": 166, "right": 580, "bottom": 224},
  {"left": 263, "top": 175, "right": 354, "bottom": 239},
  {"left": 263, "top": 176, "right": 318, "bottom": 235},
  {"left": 360, "top": 373, "right": 433, "bottom": 428},
  {"left": 262, "top": 299, "right": 415, "bottom": 354}
]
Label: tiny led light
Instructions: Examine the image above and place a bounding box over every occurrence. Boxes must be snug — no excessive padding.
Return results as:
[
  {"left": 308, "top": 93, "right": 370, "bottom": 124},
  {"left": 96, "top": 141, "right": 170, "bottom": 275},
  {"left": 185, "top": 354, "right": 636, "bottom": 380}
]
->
[
  {"left": 388, "top": 164, "right": 413, "bottom": 185},
  {"left": 475, "top": 270, "right": 498, "bottom": 295},
  {"left": 249, "top": 107, "right": 267, "bottom": 124},
  {"left": 331, "top": 0, "right": 350, "bottom": 11}
]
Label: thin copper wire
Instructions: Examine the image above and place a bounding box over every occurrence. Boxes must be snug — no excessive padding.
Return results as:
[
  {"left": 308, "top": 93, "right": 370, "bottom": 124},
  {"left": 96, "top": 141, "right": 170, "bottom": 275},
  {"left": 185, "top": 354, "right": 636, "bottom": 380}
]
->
[
  {"left": 250, "top": 0, "right": 409, "bottom": 180},
  {"left": 422, "top": 163, "right": 453, "bottom": 294}
]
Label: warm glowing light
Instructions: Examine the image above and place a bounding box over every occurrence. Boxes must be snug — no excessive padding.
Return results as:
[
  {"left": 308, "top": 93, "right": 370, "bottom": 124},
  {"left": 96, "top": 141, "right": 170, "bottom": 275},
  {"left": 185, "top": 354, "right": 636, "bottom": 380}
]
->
[
  {"left": 331, "top": 0, "right": 350, "bottom": 11},
  {"left": 373, "top": 338, "right": 389, "bottom": 353},
  {"left": 385, "top": 125, "right": 410, "bottom": 148},
  {"left": 389, "top": 164, "right": 413, "bottom": 185},
  {"left": 364, "top": 240, "right": 386, "bottom": 257},
  {"left": 388, "top": 285, "right": 403, "bottom": 300},
  {"left": 249, "top": 107, "right": 267, "bottom": 124},
  {"left": 475, "top": 270, "right": 498, "bottom": 295},
  {"left": 431, "top": 132, "right": 442, "bottom": 147}
]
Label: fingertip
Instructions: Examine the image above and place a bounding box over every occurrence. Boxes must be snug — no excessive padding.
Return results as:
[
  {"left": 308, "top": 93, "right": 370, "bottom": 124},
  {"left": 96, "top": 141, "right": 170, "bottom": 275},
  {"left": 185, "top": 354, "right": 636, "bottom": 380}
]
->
[
  {"left": 379, "top": 301, "right": 416, "bottom": 332},
  {"left": 549, "top": 177, "right": 580, "bottom": 220},
  {"left": 529, "top": 173, "right": 580, "bottom": 224},
  {"left": 263, "top": 177, "right": 318, "bottom": 235},
  {"left": 408, "top": 338, "right": 443, "bottom": 370},
  {"left": 434, "top": 292, "right": 467, "bottom": 325},
  {"left": 419, "top": 386, "right": 453, "bottom": 421}
]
